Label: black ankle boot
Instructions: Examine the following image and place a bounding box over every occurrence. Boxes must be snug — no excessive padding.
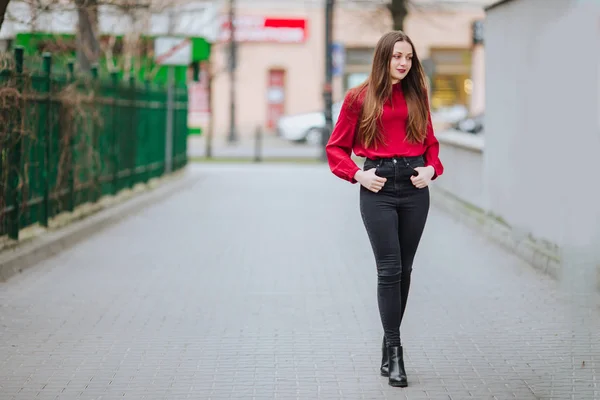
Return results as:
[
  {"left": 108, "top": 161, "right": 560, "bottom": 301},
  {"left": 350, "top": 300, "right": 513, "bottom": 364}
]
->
[
  {"left": 380, "top": 336, "right": 389, "bottom": 377},
  {"left": 387, "top": 346, "right": 408, "bottom": 387}
]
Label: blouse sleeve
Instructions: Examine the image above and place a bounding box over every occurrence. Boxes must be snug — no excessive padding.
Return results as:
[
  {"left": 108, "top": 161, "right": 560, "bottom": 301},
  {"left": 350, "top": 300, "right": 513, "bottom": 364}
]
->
[
  {"left": 325, "top": 91, "right": 362, "bottom": 183},
  {"left": 423, "top": 95, "right": 444, "bottom": 180}
]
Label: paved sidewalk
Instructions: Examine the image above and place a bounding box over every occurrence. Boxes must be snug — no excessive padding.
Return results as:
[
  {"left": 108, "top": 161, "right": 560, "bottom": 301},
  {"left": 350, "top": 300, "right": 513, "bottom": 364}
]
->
[
  {"left": 187, "top": 135, "right": 322, "bottom": 159},
  {"left": 0, "top": 164, "right": 598, "bottom": 400}
]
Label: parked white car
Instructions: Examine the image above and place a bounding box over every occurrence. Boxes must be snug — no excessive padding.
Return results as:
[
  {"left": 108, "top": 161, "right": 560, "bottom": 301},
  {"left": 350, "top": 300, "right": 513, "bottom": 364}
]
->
[
  {"left": 276, "top": 102, "right": 343, "bottom": 145},
  {"left": 430, "top": 104, "right": 469, "bottom": 125}
]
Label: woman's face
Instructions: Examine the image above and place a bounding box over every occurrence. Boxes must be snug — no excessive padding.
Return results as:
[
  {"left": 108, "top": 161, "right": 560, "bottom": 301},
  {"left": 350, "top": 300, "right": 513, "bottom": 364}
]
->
[{"left": 389, "top": 40, "right": 413, "bottom": 84}]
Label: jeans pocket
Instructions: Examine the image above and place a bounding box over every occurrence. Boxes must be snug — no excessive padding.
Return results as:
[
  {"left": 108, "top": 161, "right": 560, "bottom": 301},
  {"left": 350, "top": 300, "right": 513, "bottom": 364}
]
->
[
  {"left": 363, "top": 159, "right": 376, "bottom": 170},
  {"left": 412, "top": 158, "right": 425, "bottom": 169},
  {"left": 409, "top": 161, "right": 425, "bottom": 175}
]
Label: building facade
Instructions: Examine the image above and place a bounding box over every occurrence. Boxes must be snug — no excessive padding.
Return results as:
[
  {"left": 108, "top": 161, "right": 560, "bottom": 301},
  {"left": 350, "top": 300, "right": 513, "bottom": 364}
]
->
[
  {"left": 209, "top": 0, "right": 488, "bottom": 139},
  {"left": 483, "top": 0, "right": 600, "bottom": 253}
]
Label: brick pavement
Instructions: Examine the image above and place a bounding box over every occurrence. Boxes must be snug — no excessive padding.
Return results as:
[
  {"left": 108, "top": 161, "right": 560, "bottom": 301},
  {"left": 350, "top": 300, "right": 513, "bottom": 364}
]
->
[
  {"left": 0, "top": 164, "right": 599, "bottom": 400},
  {"left": 187, "top": 135, "right": 321, "bottom": 159}
]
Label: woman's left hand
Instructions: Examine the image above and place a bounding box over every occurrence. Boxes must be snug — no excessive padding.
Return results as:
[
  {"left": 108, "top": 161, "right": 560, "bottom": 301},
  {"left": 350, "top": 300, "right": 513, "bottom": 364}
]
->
[{"left": 410, "top": 166, "right": 435, "bottom": 189}]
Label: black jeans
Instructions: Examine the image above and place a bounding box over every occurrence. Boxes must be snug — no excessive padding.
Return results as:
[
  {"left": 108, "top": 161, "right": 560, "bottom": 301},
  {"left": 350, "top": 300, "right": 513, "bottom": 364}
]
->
[{"left": 359, "top": 156, "right": 430, "bottom": 347}]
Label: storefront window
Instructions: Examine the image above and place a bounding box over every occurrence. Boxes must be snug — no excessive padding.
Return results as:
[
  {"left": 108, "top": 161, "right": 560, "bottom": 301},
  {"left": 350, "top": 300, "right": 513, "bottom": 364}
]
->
[
  {"left": 346, "top": 72, "right": 369, "bottom": 90},
  {"left": 430, "top": 74, "right": 471, "bottom": 109},
  {"left": 429, "top": 48, "right": 472, "bottom": 110},
  {"left": 342, "top": 48, "right": 374, "bottom": 94}
]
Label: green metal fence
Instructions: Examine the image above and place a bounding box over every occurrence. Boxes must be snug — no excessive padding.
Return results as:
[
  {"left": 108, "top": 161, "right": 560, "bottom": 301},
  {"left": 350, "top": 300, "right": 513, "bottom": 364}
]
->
[{"left": 0, "top": 47, "right": 188, "bottom": 241}]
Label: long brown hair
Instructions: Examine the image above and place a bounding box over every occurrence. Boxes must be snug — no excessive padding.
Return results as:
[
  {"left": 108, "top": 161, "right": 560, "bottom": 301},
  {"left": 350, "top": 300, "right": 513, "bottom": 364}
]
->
[{"left": 348, "top": 31, "right": 430, "bottom": 148}]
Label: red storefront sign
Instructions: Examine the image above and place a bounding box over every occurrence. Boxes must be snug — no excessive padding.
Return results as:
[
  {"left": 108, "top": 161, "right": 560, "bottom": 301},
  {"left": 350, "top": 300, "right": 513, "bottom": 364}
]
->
[{"left": 219, "top": 16, "right": 308, "bottom": 43}]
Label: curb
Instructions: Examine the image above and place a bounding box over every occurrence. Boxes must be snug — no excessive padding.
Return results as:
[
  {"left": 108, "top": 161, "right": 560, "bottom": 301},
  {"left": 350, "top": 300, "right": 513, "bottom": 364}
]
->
[
  {"left": 430, "top": 185, "right": 563, "bottom": 280},
  {"left": 0, "top": 167, "right": 200, "bottom": 282}
]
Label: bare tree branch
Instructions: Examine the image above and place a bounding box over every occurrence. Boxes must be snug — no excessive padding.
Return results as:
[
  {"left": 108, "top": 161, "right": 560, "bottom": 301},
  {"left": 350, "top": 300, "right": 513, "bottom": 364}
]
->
[
  {"left": 345, "top": 0, "right": 413, "bottom": 31},
  {"left": 346, "top": 0, "right": 467, "bottom": 34},
  {"left": 2, "top": 0, "right": 208, "bottom": 77}
]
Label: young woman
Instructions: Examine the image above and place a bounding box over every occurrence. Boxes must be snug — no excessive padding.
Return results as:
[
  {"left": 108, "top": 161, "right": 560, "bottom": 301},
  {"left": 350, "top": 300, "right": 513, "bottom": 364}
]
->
[{"left": 325, "top": 31, "right": 444, "bottom": 387}]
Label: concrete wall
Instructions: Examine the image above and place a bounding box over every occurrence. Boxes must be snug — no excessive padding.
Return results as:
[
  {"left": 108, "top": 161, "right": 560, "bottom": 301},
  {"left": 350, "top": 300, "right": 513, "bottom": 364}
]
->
[
  {"left": 484, "top": 0, "right": 600, "bottom": 252},
  {"left": 436, "top": 131, "right": 485, "bottom": 211},
  {"left": 435, "top": 0, "right": 600, "bottom": 286}
]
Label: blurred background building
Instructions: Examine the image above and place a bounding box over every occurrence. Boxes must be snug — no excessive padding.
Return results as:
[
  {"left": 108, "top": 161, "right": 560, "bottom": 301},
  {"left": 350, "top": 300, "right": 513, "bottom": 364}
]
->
[
  {"left": 0, "top": 0, "right": 493, "bottom": 140},
  {"left": 208, "top": 0, "right": 492, "bottom": 140}
]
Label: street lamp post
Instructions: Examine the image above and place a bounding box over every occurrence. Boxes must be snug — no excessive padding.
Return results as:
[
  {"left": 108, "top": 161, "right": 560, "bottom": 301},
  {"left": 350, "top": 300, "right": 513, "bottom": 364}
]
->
[
  {"left": 321, "top": 0, "right": 335, "bottom": 162},
  {"left": 228, "top": 0, "right": 237, "bottom": 143}
]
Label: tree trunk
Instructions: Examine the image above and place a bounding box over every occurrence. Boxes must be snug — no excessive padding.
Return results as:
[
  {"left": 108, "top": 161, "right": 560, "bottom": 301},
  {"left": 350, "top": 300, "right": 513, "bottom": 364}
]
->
[
  {"left": 387, "top": 0, "right": 408, "bottom": 31},
  {"left": 76, "top": 0, "right": 100, "bottom": 73},
  {"left": 0, "top": 0, "right": 10, "bottom": 33}
]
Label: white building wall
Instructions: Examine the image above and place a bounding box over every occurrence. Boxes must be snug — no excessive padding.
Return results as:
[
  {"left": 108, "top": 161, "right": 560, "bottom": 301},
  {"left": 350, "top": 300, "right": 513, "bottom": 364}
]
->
[
  {"left": 484, "top": 0, "right": 600, "bottom": 250},
  {"left": 0, "top": 0, "right": 220, "bottom": 39}
]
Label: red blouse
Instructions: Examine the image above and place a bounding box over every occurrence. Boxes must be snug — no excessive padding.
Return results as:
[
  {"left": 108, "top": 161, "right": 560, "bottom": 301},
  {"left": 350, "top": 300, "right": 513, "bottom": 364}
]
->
[{"left": 325, "top": 83, "right": 444, "bottom": 183}]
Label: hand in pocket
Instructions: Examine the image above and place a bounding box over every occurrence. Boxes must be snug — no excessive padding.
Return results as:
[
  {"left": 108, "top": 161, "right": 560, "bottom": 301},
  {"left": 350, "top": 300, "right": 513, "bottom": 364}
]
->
[{"left": 355, "top": 168, "right": 387, "bottom": 193}]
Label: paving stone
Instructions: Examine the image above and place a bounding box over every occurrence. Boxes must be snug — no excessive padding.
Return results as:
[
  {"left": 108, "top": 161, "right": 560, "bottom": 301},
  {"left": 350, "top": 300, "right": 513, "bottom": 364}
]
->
[{"left": 0, "top": 164, "right": 599, "bottom": 400}]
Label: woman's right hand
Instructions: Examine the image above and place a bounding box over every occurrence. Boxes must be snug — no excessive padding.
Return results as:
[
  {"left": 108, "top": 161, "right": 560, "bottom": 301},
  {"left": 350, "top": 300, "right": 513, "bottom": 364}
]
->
[{"left": 355, "top": 169, "right": 387, "bottom": 193}]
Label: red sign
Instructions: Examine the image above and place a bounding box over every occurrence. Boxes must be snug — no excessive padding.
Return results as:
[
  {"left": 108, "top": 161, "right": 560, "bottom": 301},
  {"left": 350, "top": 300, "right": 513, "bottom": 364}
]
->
[{"left": 219, "top": 16, "right": 308, "bottom": 43}]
